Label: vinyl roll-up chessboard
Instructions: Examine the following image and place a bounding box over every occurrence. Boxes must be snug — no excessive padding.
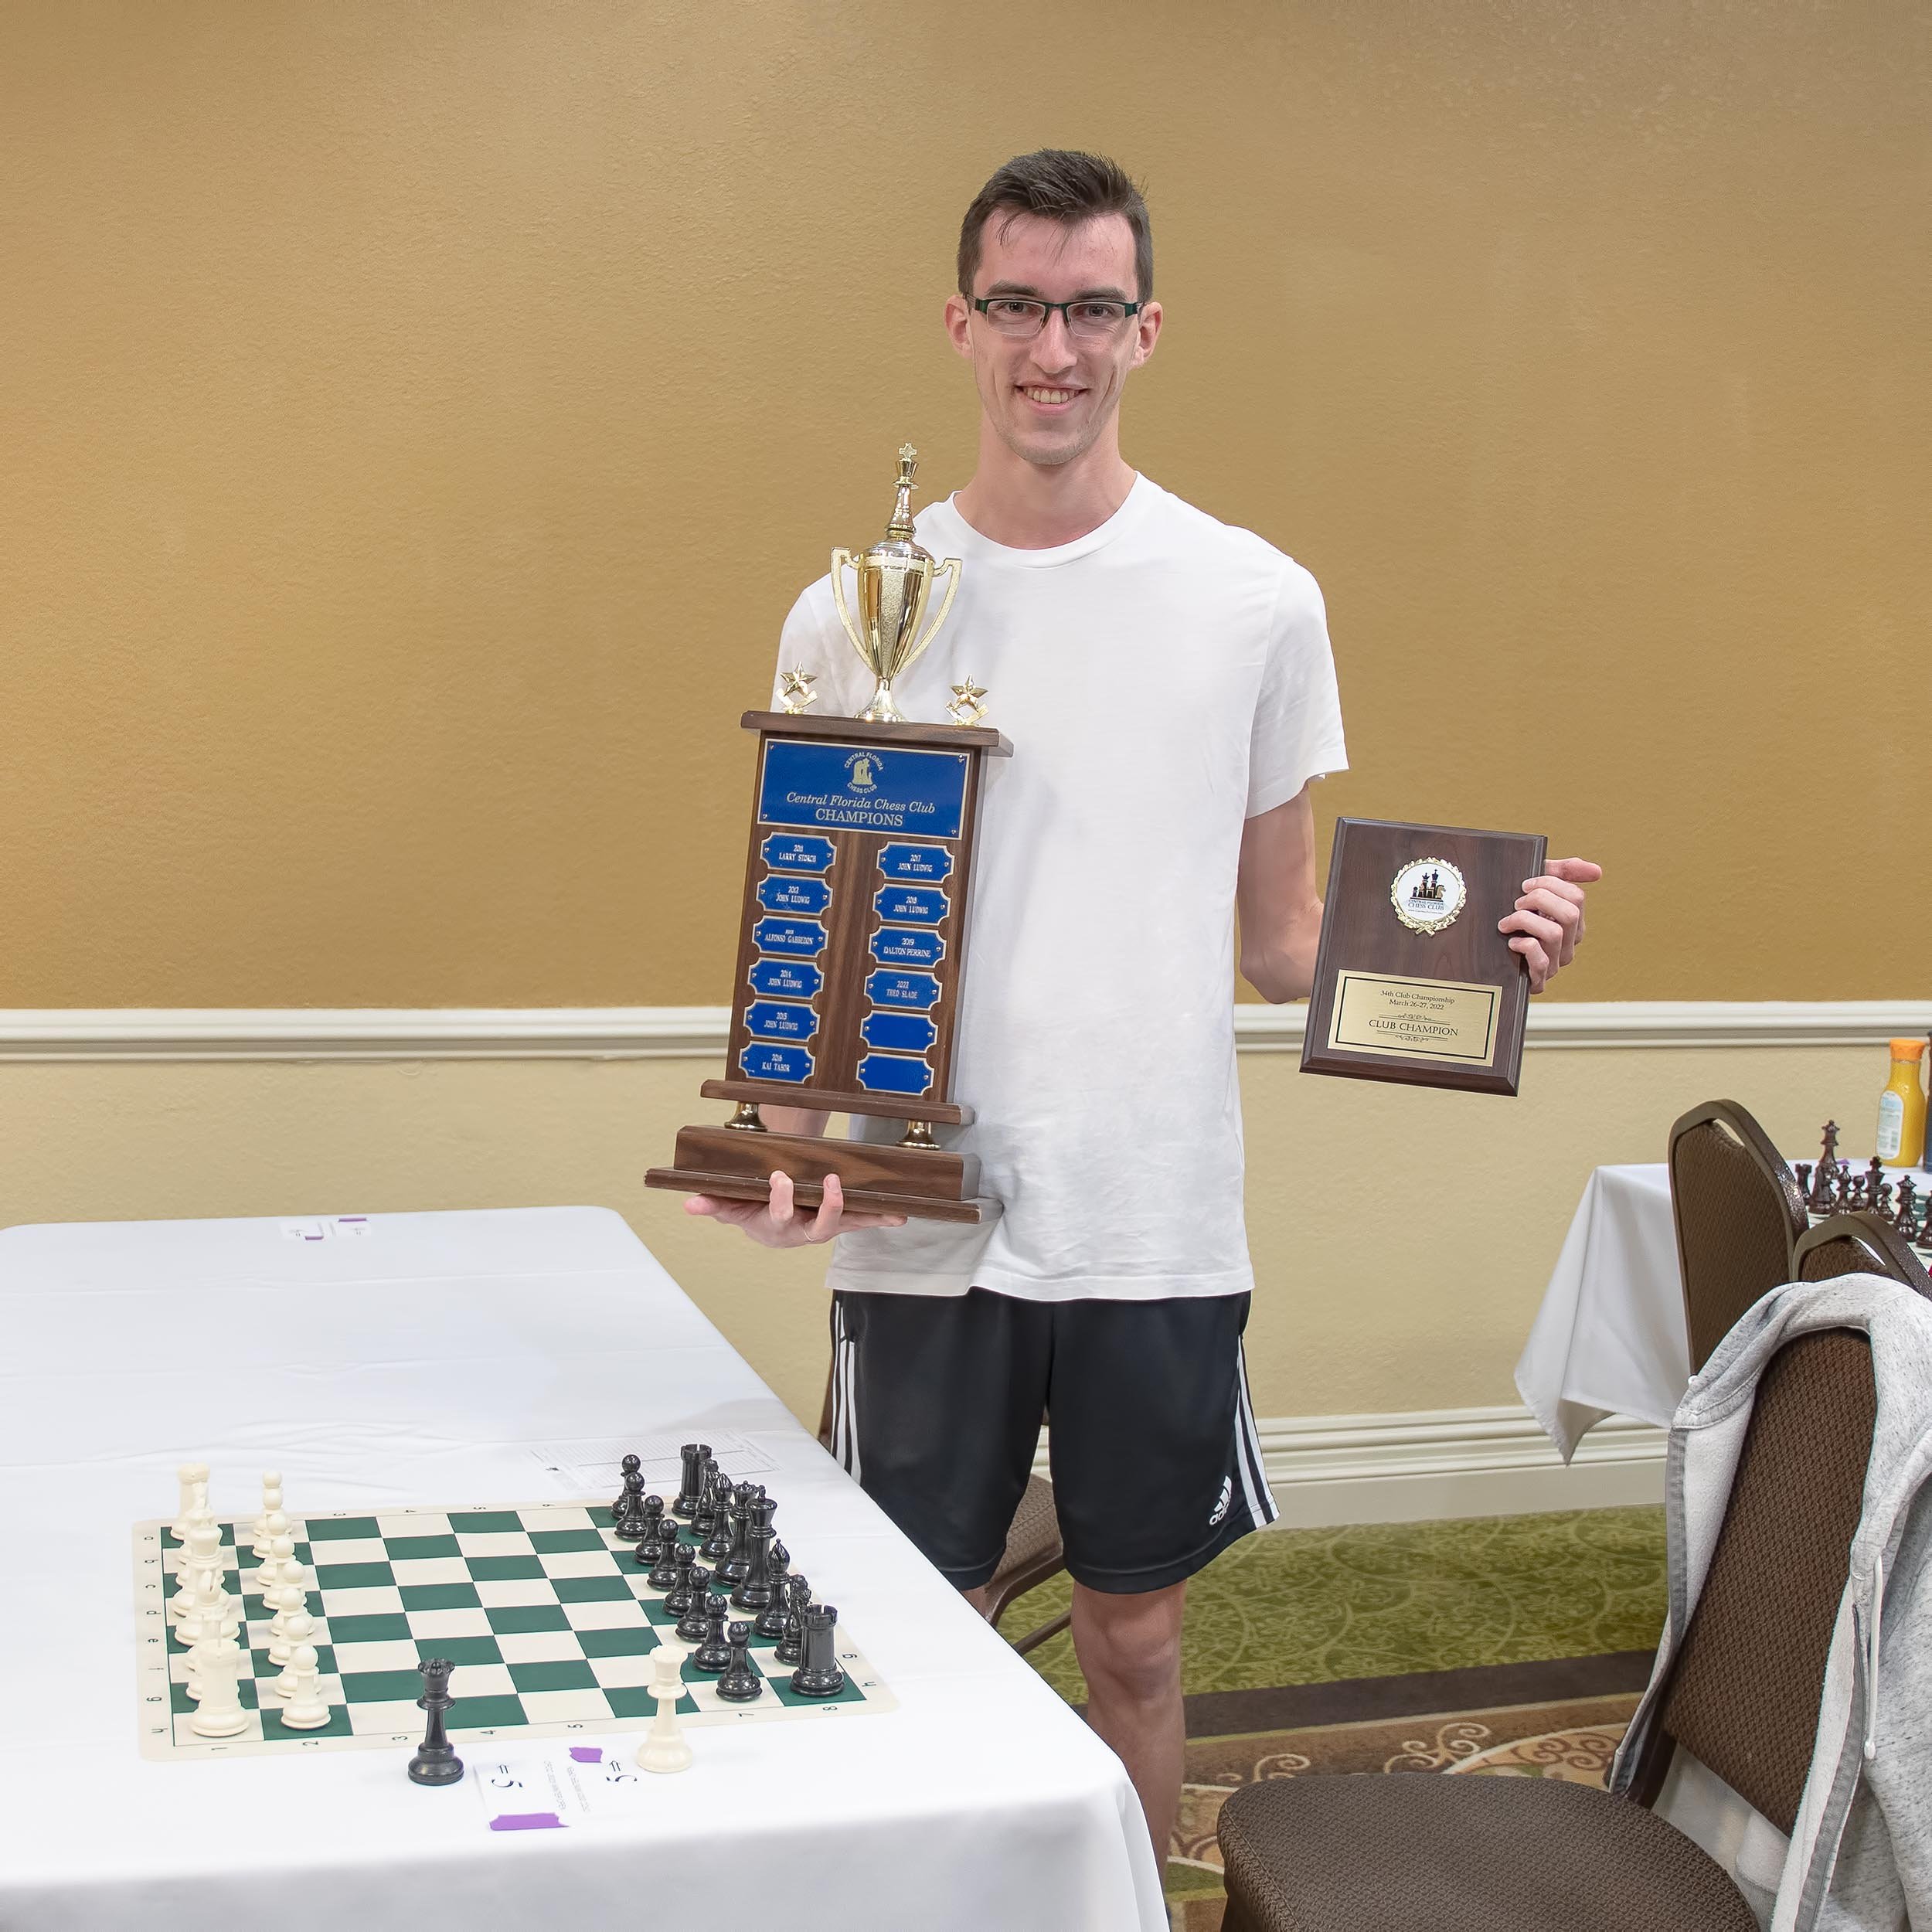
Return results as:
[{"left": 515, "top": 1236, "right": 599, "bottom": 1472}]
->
[{"left": 136, "top": 1500, "right": 892, "bottom": 1760}]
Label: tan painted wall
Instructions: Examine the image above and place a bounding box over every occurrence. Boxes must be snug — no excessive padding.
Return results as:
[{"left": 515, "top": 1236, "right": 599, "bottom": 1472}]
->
[
  {"left": 5, "top": 2, "right": 1928, "bottom": 1007},
  {"left": 0, "top": 1046, "right": 1889, "bottom": 1425}
]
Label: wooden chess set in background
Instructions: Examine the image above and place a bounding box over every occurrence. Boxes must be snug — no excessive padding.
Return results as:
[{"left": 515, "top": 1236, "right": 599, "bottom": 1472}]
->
[{"left": 1794, "top": 1120, "right": 1932, "bottom": 1255}]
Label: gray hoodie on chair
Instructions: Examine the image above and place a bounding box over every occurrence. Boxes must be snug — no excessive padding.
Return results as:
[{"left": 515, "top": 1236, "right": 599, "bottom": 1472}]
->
[{"left": 1611, "top": 1273, "right": 1932, "bottom": 1932}]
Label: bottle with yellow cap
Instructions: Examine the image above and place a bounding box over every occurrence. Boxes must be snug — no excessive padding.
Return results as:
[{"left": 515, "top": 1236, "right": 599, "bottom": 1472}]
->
[{"left": 1875, "top": 1039, "right": 1927, "bottom": 1169}]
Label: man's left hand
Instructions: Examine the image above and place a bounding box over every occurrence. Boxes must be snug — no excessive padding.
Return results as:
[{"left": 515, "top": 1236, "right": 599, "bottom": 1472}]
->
[{"left": 1500, "top": 856, "right": 1603, "bottom": 992}]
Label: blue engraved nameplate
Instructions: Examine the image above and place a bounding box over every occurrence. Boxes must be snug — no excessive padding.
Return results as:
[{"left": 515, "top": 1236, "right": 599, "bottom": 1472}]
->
[
  {"left": 758, "top": 740, "right": 968, "bottom": 839},
  {"left": 740, "top": 1043, "right": 813, "bottom": 1083},
  {"left": 760, "top": 833, "right": 835, "bottom": 874},
  {"left": 757, "top": 875, "right": 832, "bottom": 917},
  {"left": 747, "top": 959, "right": 823, "bottom": 1000},
  {"left": 752, "top": 917, "right": 828, "bottom": 958},
  {"left": 858, "top": 1053, "right": 934, "bottom": 1098},
  {"left": 860, "top": 1011, "right": 938, "bottom": 1055},
  {"left": 872, "top": 884, "right": 947, "bottom": 926},
  {"left": 865, "top": 970, "right": 941, "bottom": 1011},
  {"left": 744, "top": 1001, "right": 818, "bottom": 1042},
  {"left": 877, "top": 842, "right": 955, "bottom": 883},
  {"left": 869, "top": 926, "right": 944, "bottom": 970}
]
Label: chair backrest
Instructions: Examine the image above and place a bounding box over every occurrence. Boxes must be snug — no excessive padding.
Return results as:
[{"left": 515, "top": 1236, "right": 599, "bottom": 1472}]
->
[
  {"left": 1645, "top": 1329, "right": 1875, "bottom": 1835},
  {"left": 1794, "top": 1213, "right": 1932, "bottom": 1294},
  {"left": 1668, "top": 1100, "right": 1811, "bottom": 1370}
]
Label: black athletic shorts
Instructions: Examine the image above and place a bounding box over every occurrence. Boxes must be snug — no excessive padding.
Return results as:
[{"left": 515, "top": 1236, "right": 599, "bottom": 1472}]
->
[{"left": 827, "top": 1287, "right": 1276, "bottom": 1594}]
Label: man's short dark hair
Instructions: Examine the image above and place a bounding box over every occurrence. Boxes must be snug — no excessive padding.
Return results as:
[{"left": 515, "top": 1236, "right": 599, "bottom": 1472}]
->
[{"left": 957, "top": 150, "right": 1152, "bottom": 302}]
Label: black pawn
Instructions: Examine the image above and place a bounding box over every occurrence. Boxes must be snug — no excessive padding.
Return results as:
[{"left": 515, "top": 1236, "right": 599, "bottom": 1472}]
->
[
  {"left": 716, "top": 1621, "right": 764, "bottom": 1702},
  {"left": 790, "top": 1604, "right": 845, "bottom": 1698},
  {"left": 753, "top": 1553, "right": 791, "bottom": 1641},
  {"left": 648, "top": 1525, "right": 684, "bottom": 1592},
  {"left": 634, "top": 1496, "right": 667, "bottom": 1567},
  {"left": 675, "top": 1566, "right": 715, "bottom": 1644},
  {"left": 407, "top": 1657, "right": 464, "bottom": 1785},
  {"left": 691, "top": 1597, "right": 731, "bottom": 1672},
  {"left": 774, "top": 1573, "right": 811, "bottom": 1667},
  {"left": 663, "top": 1544, "right": 701, "bottom": 1617},
  {"left": 614, "top": 1481, "right": 647, "bottom": 1543},
  {"left": 672, "top": 1442, "right": 710, "bottom": 1520},
  {"left": 611, "top": 1452, "right": 642, "bottom": 1520}
]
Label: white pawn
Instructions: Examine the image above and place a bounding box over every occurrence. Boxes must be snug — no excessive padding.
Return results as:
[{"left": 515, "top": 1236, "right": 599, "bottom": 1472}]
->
[
  {"left": 270, "top": 1607, "right": 316, "bottom": 1676},
  {"left": 634, "top": 1647, "right": 692, "bottom": 1774},
  {"left": 279, "top": 1644, "right": 331, "bottom": 1730},
  {"left": 171, "top": 1461, "right": 209, "bottom": 1542},
  {"left": 266, "top": 1543, "right": 308, "bottom": 1639},
  {"left": 189, "top": 1636, "right": 248, "bottom": 1737},
  {"left": 251, "top": 1492, "right": 287, "bottom": 1563},
  {"left": 248, "top": 1512, "right": 289, "bottom": 1590}
]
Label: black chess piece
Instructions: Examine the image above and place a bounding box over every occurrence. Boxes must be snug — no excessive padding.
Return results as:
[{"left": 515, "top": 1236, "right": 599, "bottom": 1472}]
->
[
  {"left": 775, "top": 1573, "right": 810, "bottom": 1667},
  {"left": 701, "top": 1481, "right": 736, "bottom": 1564},
  {"left": 648, "top": 1524, "right": 684, "bottom": 1590},
  {"left": 1795, "top": 1162, "right": 1812, "bottom": 1200},
  {"left": 672, "top": 1442, "right": 710, "bottom": 1520},
  {"left": 753, "top": 1551, "right": 791, "bottom": 1641},
  {"left": 790, "top": 1604, "right": 845, "bottom": 1698},
  {"left": 733, "top": 1515, "right": 776, "bottom": 1611},
  {"left": 1896, "top": 1175, "right": 1918, "bottom": 1236},
  {"left": 718, "top": 1485, "right": 754, "bottom": 1583},
  {"left": 1866, "top": 1156, "right": 1886, "bottom": 1209},
  {"left": 1821, "top": 1120, "right": 1840, "bottom": 1168},
  {"left": 407, "top": 1657, "right": 464, "bottom": 1786},
  {"left": 614, "top": 1481, "right": 647, "bottom": 1543},
  {"left": 716, "top": 1621, "right": 764, "bottom": 1702},
  {"left": 634, "top": 1496, "right": 667, "bottom": 1567},
  {"left": 692, "top": 1597, "right": 732, "bottom": 1672},
  {"left": 675, "top": 1566, "right": 716, "bottom": 1644},
  {"left": 692, "top": 1461, "right": 723, "bottom": 1539},
  {"left": 1835, "top": 1165, "right": 1855, "bottom": 1211},
  {"left": 663, "top": 1544, "right": 701, "bottom": 1617},
  {"left": 611, "top": 1453, "right": 642, "bottom": 1521}
]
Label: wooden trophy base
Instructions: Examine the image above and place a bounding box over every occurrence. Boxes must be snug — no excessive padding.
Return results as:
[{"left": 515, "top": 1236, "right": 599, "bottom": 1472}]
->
[{"left": 645, "top": 1125, "right": 996, "bottom": 1226}]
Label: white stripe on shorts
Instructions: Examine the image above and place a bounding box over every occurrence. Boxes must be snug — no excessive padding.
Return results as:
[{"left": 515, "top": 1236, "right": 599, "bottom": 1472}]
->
[{"left": 1233, "top": 1340, "right": 1276, "bottom": 1527}]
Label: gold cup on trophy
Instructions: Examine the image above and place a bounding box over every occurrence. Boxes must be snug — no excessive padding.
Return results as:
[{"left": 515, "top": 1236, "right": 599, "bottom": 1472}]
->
[{"left": 829, "top": 444, "right": 963, "bottom": 723}]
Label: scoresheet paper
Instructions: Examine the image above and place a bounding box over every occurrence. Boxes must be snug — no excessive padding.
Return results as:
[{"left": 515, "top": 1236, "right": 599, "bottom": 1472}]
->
[{"left": 473, "top": 1743, "right": 651, "bottom": 1831}]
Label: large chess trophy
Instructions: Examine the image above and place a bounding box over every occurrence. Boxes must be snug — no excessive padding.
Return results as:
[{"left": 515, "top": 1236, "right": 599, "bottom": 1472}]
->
[{"left": 645, "top": 447, "right": 1009, "bottom": 1223}]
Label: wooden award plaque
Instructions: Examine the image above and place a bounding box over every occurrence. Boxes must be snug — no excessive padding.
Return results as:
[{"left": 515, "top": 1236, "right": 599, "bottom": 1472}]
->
[
  {"left": 1300, "top": 817, "right": 1546, "bottom": 1096},
  {"left": 645, "top": 709, "right": 1012, "bottom": 1223}
]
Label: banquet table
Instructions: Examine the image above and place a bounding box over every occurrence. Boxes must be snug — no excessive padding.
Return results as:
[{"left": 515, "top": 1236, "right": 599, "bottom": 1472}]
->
[
  {"left": 0, "top": 1206, "right": 1165, "bottom": 1932},
  {"left": 1516, "top": 1158, "right": 1931, "bottom": 1461}
]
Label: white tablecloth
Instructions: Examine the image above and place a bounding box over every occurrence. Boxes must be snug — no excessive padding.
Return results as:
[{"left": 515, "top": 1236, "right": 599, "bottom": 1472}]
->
[
  {"left": 1515, "top": 1164, "right": 1689, "bottom": 1461},
  {"left": 1517, "top": 1158, "right": 1930, "bottom": 1461},
  {"left": 0, "top": 1207, "right": 1165, "bottom": 1932}
]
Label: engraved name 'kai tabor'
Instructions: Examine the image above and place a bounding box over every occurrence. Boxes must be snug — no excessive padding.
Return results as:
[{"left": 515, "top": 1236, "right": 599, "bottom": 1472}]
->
[{"left": 645, "top": 446, "right": 1012, "bottom": 1224}]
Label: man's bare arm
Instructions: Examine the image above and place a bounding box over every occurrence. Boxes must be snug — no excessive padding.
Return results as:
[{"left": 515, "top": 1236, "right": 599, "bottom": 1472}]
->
[{"left": 1236, "top": 786, "right": 1326, "bottom": 1004}]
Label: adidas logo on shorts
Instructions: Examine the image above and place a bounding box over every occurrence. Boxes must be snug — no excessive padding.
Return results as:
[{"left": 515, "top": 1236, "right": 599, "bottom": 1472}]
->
[{"left": 1209, "top": 1476, "right": 1232, "bottom": 1526}]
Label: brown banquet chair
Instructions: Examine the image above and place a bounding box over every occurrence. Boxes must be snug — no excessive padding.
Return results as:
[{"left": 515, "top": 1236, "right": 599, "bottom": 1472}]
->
[
  {"left": 1216, "top": 1326, "right": 1877, "bottom": 1932},
  {"left": 1794, "top": 1211, "right": 1932, "bottom": 1294},
  {"left": 815, "top": 1357, "right": 1071, "bottom": 1656},
  {"left": 1667, "top": 1099, "right": 1810, "bottom": 1371}
]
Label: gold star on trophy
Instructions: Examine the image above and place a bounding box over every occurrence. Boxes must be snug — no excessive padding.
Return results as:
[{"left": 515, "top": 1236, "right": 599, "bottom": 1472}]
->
[
  {"left": 777, "top": 668, "right": 818, "bottom": 715},
  {"left": 946, "top": 676, "right": 988, "bottom": 729}
]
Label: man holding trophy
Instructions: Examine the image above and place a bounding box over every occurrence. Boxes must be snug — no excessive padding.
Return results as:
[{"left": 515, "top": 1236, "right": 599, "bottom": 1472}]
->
[{"left": 685, "top": 150, "right": 1599, "bottom": 1861}]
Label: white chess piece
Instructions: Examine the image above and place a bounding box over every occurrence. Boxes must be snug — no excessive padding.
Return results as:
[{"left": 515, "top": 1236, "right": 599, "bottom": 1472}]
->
[
  {"left": 179, "top": 1562, "right": 239, "bottom": 1651},
  {"left": 251, "top": 1498, "right": 287, "bottom": 1565},
  {"left": 270, "top": 1607, "right": 316, "bottom": 1678},
  {"left": 279, "top": 1644, "right": 331, "bottom": 1730},
  {"left": 266, "top": 1543, "right": 308, "bottom": 1641},
  {"left": 189, "top": 1636, "right": 248, "bottom": 1737},
  {"left": 171, "top": 1461, "right": 209, "bottom": 1542},
  {"left": 170, "top": 1518, "right": 225, "bottom": 1621},
  {"left": 634, "top": 1647, "right": 692, "bottom": 1774}
]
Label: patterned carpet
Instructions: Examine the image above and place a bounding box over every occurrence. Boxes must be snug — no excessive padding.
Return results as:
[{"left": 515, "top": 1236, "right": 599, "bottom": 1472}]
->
[{"left": 1002, "top": 1506, "right": 1668, "bottom": 1930}]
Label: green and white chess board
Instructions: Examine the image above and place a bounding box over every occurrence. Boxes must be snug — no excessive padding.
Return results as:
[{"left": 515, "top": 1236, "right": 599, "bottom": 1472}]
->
[{"left": 134, "top": 1501, "right": 894, "bottom": 1760}]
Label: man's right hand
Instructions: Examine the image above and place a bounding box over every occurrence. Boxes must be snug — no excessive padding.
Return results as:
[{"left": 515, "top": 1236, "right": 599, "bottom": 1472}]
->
[{"left": 683, "top": 1170, "right": 907, "bottom": 1248}]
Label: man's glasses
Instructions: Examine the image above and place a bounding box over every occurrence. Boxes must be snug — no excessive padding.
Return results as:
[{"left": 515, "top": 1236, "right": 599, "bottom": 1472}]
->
[{"left": 971, "top": 296, "right": 1142, "bottom": 342}]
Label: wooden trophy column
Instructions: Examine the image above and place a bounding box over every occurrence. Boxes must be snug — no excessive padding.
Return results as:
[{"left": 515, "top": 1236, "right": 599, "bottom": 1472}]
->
[{"left": 645, "top": 710, "right": 1011, "bottom": 1223}]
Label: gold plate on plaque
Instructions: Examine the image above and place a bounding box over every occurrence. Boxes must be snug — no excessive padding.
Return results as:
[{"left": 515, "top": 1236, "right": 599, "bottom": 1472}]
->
[
  {"left": 1390, "top": 856, "right": 1465, "bottom": 935},
  {"left": 1328, "top": 969, "right": 1502, "bottom": 1066}
]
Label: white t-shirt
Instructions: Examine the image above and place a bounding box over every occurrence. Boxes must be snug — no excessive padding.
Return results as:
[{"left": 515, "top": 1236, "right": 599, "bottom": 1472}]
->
[{"left": 770, "top": 474, "right": 1347, "bottom": 1302}]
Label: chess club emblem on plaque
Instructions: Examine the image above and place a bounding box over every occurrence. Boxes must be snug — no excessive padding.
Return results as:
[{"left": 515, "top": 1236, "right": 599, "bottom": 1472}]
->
[{"left": 1390, "top": 856, "right": 1465, "bottom": 936}]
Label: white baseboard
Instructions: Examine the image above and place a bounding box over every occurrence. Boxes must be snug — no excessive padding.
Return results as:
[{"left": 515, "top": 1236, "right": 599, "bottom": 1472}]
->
[
  {"left": 0, "top": 1000, "right": 1924, "bottom": 1060},
  {"left": 1031, "top": 1404, "right": 1666, "bottom": 1528}
]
